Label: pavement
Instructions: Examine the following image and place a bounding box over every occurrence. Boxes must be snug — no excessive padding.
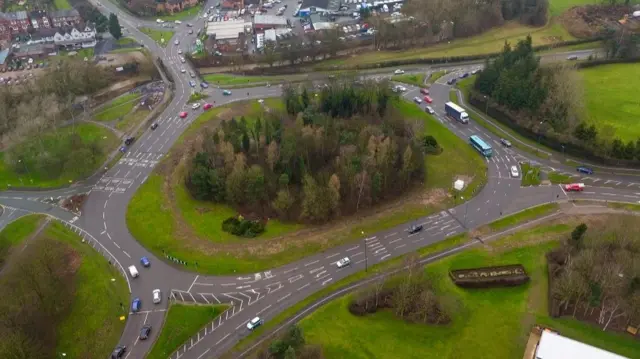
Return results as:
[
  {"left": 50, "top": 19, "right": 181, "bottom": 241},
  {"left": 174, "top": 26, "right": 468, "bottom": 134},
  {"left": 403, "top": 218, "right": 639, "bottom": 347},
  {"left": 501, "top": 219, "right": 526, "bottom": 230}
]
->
[{"left": 0, "top": 3, "right": 639, "bottom": 359}]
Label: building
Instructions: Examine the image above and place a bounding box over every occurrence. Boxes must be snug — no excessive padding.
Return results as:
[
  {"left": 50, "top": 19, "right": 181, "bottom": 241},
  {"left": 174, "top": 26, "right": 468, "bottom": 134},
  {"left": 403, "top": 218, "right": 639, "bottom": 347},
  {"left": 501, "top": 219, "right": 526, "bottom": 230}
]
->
[
  {"left": 0, "top": 48, "right": 10, "bottom": 70},
  {"left": 29, "top": 10, "right": 51, "bottom": 29},
  {"left": 220, "top": 0, "right": 243, "bottom": 10},
  {"left": 534, "top": 331, "right": 628, "bottom": 359},
  {"left": 298, "top": 0, "right": 341, "bottom": 16},
  {"left": 252, "top": 14, "right": 287, "bottom": 31},
  {"left": 206, "top": 19, "right": 249, "bottom": 52},
  {"left": 50, "top": 9, "right": 81, "bottom": 28},
  {"left": 12, "top": 43, "right": 55, "bottom": 59},
  {"left": 53, "top": 25, "right": 97, "bottom": 49},
  {"left": 309, "top": 13, "right": 336, "bottom": 31},
  {"left": 29, "top": 27, "right": 58, "bottom": 44},
  {"left": 2, "top": 11, "right": 30, "bottom": 33},
  {"left": 156, "top": 0, "right": 198, "bottom": 14}
]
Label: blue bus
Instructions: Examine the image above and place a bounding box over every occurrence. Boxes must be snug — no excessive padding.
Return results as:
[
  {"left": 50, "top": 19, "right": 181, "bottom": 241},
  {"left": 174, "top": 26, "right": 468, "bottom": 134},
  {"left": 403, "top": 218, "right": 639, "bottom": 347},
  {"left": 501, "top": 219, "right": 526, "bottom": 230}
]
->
[{"left": 469, "top": 135, "right": 493, "bottom": 158}]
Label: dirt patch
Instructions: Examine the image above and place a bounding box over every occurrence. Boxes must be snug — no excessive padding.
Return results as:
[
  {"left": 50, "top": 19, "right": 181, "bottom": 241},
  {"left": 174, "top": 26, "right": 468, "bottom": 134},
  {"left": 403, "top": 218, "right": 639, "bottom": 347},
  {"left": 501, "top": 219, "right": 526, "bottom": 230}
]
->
[
  {"left": 560, "top": 4, "right": 631, "bottom": 38},
  {"left": 61, "top": 194, "right": 87, "bottom": 214}
]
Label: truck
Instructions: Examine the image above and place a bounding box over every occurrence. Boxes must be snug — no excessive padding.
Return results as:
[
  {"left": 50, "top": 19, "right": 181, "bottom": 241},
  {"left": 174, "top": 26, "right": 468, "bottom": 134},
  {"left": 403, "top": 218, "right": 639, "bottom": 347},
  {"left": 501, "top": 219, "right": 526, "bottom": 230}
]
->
[{"left": 445, "top": 102, "right": 469, "bottom": 124}]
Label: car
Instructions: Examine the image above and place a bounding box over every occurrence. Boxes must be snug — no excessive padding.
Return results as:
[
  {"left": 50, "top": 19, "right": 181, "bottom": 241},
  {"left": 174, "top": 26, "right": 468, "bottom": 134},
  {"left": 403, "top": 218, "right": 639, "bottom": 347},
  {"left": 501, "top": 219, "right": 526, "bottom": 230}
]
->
[
  {"left": 111, "top": 346, "right": 126, "bottom": 359},
  {"left": 420, "top": 88, "right": 429, "bottom": 95},
  {"left": 188, "top": 29, "right": 193, "bottom": 34},
  {"left": 151, "top": 122, "right": 159, "bottom": 130},
  {"left": 131, "top": 297, "right": 141, "bottom": 312},
  {"left": 203, "top": 103, "right": 213, "bottom": 110},
  {"left": 192, "top": 103, "right": 201, "bottom": 110},
  {"left": 471, "top": 69, "right": 482, "bottom": 75},
  {"left": 180, "top": 57, "right": 186, "bottom": 63},
  {"left": 425, "top": 106, "right": 435, "bottom": 114},
  {"left": 186, "top": 23, "right": 193, "bottom": 27},
  {"left": 124, "top": 136, "right": 135, "bottom": 146},
  {"left": 223, "top": 89, "right": 232, "bottom": 95},
  {"left": 577, "top": 166, "right": 593, "bottom": 175},
  {"left": 500, "top": 138, "right": 512, "bottom": 147},
  {"left": 567, "top": 55, "right": 578, "bottom": 61},
  {"left": 139, "top": 325, "right": 152, "bottom": 340},
  {"left": 200, "top": 82, "right": 209, "bottom": 88},
  {"left": 258, "top": 99, "right": 264, "bottom": 104},
  {"left": 179, "top": 111, "right": 188, "bottom": 118},
  {"left": 178, "top": 49, "right": 183, "bottom": 54},
  {"left": 394, "top": 69, "right": 404, "bottom": 74},
  {"left": 189, "top": 71, "right": 195, "bottom": 78},
  {"left": 140, "top": 256, "right": 150, "bottom": 267},
  {"left": 446, "top": 78, "right": 457, "bottom": 85},
  {"left": 336, "top": 257, "right": 351, "bottom": 268},
  {"left": 408, "top": 224, "right": 423, "bottom": 234},
  {"left": 510, "top": 165, "right": 519, "bottom": 177},
  {"left": 119, "top": 146, "right": 127, "bottom": 153},
  {"left": 180, "top": 68, "right": 186, "bottom": 73},
  {"left": 189, "top": 80, "right": 196, "bottom": 87},
  {"left": 156, "top": 19, "right": 164, "bottom": 23},
  {"left": 174, "top": 39, "right": 179, "bottom": 45},
  {"left": 153, "top": 289, "right": 161, "bottom": 304},
  {"left": 459, "top": 72, "right": 469, "bottom": 78},
  {"left": 423, "top": 96, "right": 433, "bottom": 104},
  {"left": 174, "top": 20, "right": 182, "bottom": 24},
  {"left": 565, "top": 183, "right": 585, "bottom": 192},
  {"left": 413, "top": 96, "right": 422, "bottom": 104},
  {"left": 247, "top": 317, "right": 264, "bottom": 330}
]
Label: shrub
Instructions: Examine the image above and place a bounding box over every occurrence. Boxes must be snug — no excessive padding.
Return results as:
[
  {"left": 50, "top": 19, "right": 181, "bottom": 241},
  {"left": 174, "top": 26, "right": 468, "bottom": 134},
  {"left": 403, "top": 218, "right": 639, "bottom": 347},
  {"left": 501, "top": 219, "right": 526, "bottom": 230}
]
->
[{"left": 221, "top": 216, "right": 265, "bottom": 238}]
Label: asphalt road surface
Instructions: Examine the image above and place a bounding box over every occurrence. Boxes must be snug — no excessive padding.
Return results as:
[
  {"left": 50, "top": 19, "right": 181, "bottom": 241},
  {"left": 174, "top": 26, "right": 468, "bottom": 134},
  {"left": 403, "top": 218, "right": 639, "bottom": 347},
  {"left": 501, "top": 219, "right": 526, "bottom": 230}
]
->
[{"left": 0, "top": 3, "right": 639, "bottom": 359}]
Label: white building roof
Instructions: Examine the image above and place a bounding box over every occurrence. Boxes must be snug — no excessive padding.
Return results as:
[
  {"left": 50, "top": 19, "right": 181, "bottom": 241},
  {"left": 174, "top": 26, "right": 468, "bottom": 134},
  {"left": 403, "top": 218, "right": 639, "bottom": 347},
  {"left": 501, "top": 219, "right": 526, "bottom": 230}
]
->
[
  {"left": 264, "top": 28, "right": 277, "bottom": 42},
  {"left": 206, "top": 20, "right": 249, "bottom": 40},
  {"left": 253, "top": 14, "right": 287, "bottom": 26},
  {"left": 535, "top": 331, "right": 628, "bottom": 359}
]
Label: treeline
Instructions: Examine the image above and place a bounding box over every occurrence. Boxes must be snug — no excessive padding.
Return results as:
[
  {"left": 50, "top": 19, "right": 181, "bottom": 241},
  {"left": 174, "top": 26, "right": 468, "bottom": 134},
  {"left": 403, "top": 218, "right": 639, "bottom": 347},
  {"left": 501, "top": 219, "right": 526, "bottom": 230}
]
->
[
  {"left": 349, "top": 254, "right": 451, "bottom": 325},
  {"left": 68, "top": 0, "right": 109, "bottom": 32},
  {"left": 0, "top": 236, "right": 79, "bottom": 358},
  {"left": 548, "top": 219, "right": 640, "bottom": 331},
  {"left": 186, "top": 81, "right": 426, "bottom": 225},
  {"left": 255, "top": 325, "right": 323, "bottom": 359}
]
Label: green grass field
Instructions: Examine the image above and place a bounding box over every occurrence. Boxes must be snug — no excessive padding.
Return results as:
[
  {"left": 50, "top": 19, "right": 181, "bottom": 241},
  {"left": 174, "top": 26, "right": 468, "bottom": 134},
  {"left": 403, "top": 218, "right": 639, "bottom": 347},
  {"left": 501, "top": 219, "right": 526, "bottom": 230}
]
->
[
  {"left": 54, "top": 0, "right": 72, "bottom": 9},
  {"left": 201, "top": 73, "right": 303, "bottom": 86},
  {"left": 296, "top": 222, "right": 640, "bottom": 359},
  {"left": 487, "top": 203, "right": 558, "bottom": 232},
  {"left": 147, "top": 304, "right": 227, "bottom": 359},
  {"left": 391, "top": 73, "right": 426, "bottom": 87},
  {"left": 140, "top": 28, "right": 174, "bottom": 47},
  {"left": 521, "top": 163, "right": 542, "bottom": 186},
  {"left": 0, "top": 123, "right": 119, "bottom": 190},
  {"left": 95, "top": 93, "right": 142, "bottom": 122},
  {"left": 580, "top": 63, "right": 640, "bottom": 142},
  {"left": 116, "top": 37, "right": 138, "bottom": 46},
  {"left": 127, "top": 99, "right": 487, "bottom": 275},
  {"left": 0, "top": 214, "right": 44, "bottom": 266},
  {"left": 157, "top": 5, "right": 203, "bottom": 21}
]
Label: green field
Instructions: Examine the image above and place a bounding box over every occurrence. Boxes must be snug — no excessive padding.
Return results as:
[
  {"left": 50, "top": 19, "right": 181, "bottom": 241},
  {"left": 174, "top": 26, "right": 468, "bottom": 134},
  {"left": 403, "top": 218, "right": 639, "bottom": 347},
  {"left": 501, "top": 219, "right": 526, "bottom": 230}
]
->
[
  {"left": 521, "top": 163, "right": 542, "bottom": 186},
  {"left": 157, "top": 5, "right": 203, "bottom": 21},
  {"left": 95, "top": 93, "right": 142, "bottom": 122},
  {"left": 127, "top": 99, "right": 487, "bottom": 275},
  {"left": 147, "top": 304, "right": 227, "bottom": 359},
  {"left": 0, "top": 214, "right": 44, "bottom": 266},
  {"left": 202, "top": 73, "right": 302, "bottom": 86},
  {"left": 116, "top": 37, "right": 138, "bottom": 46},
  {"left": 581, "top": 63, "right": 640, "bottom": 142},
  {"left": 391, "top": 73, "right": 426, "bottom": 87},
  {"left": 54, "top": 0, "right": 72, "bottom": 9},
  {"left": 295, "top": 221, "right": 640, "bottom": 359},
  {"left": 486, "top": 203, "right": 558, "bottom": 232},
  {"left": 140, "top": 28, "right": 174, "bottom": 47},
  {"left": 0, "top": 123, "right": 119, "bottom": 190}
]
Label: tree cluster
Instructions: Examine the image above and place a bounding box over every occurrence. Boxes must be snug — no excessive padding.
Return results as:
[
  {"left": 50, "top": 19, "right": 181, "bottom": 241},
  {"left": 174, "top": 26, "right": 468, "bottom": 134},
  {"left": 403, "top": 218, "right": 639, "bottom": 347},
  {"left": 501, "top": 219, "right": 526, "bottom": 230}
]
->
[
  {"left": 221, "top": 216, "right": 265, "bottom": 238},
  {"left": 349, "top": 255, "right": 451, "bottom": 325},
  {"left": 255, "top": 325, "right": 323, "bottom": 359},
  {"left": 548, "top": 219, "right": 640, "bottom": 331},
  {"left": 109, "top": 13, "right": 123, "bottom": 40},
  {"left": 1, "top": 59, "right": 112, "bottom": 181},
  {"left": 69, "top": 0, "right": 109, "bottom": 33},
  {"left": 0, "top": 236, "right": 79, "bottom": 359},
  {"left": 185, "top": 81, "right": 426, "bottom": 225}
]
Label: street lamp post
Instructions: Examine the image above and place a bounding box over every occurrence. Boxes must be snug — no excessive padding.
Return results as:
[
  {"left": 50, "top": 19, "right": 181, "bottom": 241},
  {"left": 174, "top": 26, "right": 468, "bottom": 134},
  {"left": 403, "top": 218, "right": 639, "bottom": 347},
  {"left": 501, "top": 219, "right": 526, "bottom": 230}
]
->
[{"left": 361, "top": 230, "right": 368, "bottom": 272}]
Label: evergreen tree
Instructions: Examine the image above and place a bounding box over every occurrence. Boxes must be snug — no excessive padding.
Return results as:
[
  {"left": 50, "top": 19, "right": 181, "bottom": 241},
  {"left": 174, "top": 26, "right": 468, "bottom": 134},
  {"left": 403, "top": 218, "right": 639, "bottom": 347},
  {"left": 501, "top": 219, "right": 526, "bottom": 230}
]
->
[{"left": 109, "top": 13, "right": 122, "bottom": 40}]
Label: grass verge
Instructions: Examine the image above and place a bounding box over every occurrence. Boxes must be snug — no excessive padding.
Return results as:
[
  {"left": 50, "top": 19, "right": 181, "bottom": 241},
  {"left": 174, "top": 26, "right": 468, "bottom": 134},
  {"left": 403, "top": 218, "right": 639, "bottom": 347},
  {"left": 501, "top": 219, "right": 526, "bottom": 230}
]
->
[
  {"left": 140, "top": 27, "right": 174, "bottom": 47},
  {"left": 156, "top": 4, "right": 203, "bottom": 21},
  {"left": 547, "top": 171, "right": 573, "bottom": 184},
  {"left": 428, "top": 71, "right": 445, "bottom": 84},
  {"left": 521, "top": 163, "right": 541, "bottom": 186},
  {"left": 485, "top": 203, "right": 558, "bottom": 232},
  {"left": 54, "top": 0, "right": 72, "bottom": 9},
  {"left": 147, "top": 304, "right": 228, "bottom": 359},
  {"left": 188, "top": 92, "right": 209, "bottom": 103},
  {"left": 95, "top": 93, "right": 142, "bottom": 122},
  {"left": 391, "top": 73, "right": 426, "bottom": 87},
  {"left": 0, "top": 214, "right": 45, "bottom": 266},
  {"left": 201, "top": 73, "right": 303, "bottom": 86}
]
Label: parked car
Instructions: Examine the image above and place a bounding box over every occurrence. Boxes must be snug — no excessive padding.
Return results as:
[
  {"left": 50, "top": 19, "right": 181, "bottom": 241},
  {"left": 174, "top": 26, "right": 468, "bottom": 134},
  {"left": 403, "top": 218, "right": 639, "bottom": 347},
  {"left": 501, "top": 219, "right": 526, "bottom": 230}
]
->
[
  {"left": 153, "top": 289, "right": 161, "bottom": 304},
  {"left": 459, "top": 72, "right": 469, "bottom": 78},
  {"left": 131, "top": 297, "right": 141, "bottom": 312},
  {"left": 567, "top": 55, "right": 578, "bottom": 61},
  {"left": 139, "top": 325, "right": 152, "bottom": 340},
  {"left": 413, "top": 96, "right": 422, "bottom": 104},
  {"left": 247, "top": 317, "right": 264, "bottom": 330},
  {"left": 446, "top": 78, "right": 457, "bottom": 85},
  {"left": 336, "top": 257, "right": 351, "bottom": 268},
  {"left": 140, "top": 257, "right": 150, "bottom": 267},
  {"left": 189, "top": 71, "right": 195, "bottom": 78},
  {"left": 188, "top": 29, "right": 193, "bottom": 34},
  {"left": 420, "top": 88, "right": 429, "bottom": 95},
  {"left": 510, "top": 165, "right": 519, "bottom": 177},
  {"left": 203, "top": 103, "right": 213, "bottom": 110},
  {"left": 500, "top": 138, "right": 512, "bottom": 147},
  {"left": 408, "top": 224, "right": 423, "bottom": 234},
  {"left": 179, "top": 111, "right": 188, "bottom": 118},
  {"left": 111, "top": 346, "right": 126, "bottom": 359},
  {"left": 425, "top": 106, "right": 435, "bottom": 114},
  {"left": 565, "top": 183, "right": 585, "bottom": 192},
  {"left": 577, "top": 166, "right": 593, "bottom": 175}
]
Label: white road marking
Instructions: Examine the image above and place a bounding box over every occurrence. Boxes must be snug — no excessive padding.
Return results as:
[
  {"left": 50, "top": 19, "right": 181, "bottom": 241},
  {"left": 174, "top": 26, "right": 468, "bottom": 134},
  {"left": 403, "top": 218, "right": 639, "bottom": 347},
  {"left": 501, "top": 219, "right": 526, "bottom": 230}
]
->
[
  {"left": 122, "top": 251, "right": 131, "bottom": 258},
  {"left": 346, "top": 245, "right": 360, "bottom": 252},
  {"left": 256, "top": 304, "right": 271, "bottom": 316},
  {"left": 325, "top": 253, "right": 340, "bottom": 259},
  {"left": 380, "top": 254, "right": 391, "bottom": 261},
  {"left": 216, "top": 333, "right": 230, "bottom": 345},
  {"left": 277, "top": 293, "right": 292, "bottom": 303},
  {"left": 322, "top": 278, "right": 333, "bottom": 285},
  {"left": 188, "top": 275, "right": 199, "bottom": 292},
  {"left": 395, "top": 244, "right": 406, "bottom": 249},
  {"left": 304, "top": 260, "right": 319, "bottom": 267},
  {"left": 389, "top": 237, "right": 403, "bottom": 244},
  {"left": 297, "top": 283, "right": 310, "bottom": 291}
]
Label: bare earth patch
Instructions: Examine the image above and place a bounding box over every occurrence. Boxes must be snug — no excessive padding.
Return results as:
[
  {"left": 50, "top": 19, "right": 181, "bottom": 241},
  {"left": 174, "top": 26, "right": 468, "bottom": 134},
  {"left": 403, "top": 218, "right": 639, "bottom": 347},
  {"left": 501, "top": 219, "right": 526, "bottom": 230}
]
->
[{"left": 560, "top": 4, "right": 632, "bottom": 38}]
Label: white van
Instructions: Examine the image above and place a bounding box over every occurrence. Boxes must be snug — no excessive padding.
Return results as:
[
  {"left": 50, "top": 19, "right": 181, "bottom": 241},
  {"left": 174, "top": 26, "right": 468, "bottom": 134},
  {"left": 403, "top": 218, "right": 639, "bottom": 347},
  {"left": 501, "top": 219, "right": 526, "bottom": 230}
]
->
[{"left": 128, "top": 265, "right": 139, "bottom": 278}]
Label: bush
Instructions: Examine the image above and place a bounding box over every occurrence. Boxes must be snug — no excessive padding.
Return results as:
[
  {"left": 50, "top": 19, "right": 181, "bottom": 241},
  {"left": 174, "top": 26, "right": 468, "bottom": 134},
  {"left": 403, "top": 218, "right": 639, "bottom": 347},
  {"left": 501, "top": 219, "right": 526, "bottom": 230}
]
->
[{"left": 221, "top": 216, "right": 265, "bottom": 238}]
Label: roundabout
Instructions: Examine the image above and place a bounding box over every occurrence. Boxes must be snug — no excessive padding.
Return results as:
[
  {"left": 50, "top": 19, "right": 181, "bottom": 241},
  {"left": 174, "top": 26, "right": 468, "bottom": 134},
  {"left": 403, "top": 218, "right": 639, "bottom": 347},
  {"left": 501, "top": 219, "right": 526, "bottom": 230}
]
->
[{"left": 1, "top": 2, "right": 639, "bottom": 359}]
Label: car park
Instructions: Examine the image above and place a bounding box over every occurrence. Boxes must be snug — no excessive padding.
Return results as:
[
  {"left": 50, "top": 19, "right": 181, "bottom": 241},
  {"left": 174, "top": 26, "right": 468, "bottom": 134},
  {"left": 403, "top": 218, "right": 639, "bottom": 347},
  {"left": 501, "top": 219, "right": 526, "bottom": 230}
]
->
[
  {"left": 192, "top": 103, "right": 201, "bottom": 110},
  {"left": 247, "top": 317, "right": 264, "bottom": 330},
  {"left": 408, "top": 224, "right": 423, "bottom": 234},
  {"left": 413, "top": 96, "right": 422, "bottom": 104},
  {"left": 179, "top": 111, "right": 188, "bottom": 118},
  {"left": 510, "top": 165, "right": 519, "bottom": 177},
  {"left": 336, "top": 257, "right": 351, "bottom": 268},
  {"left": 139, "top": 325, "right": 152, "bottom": 340},
  {"left": 203, "top": 103, "right": 212, "bottom": 110},
  {"left": 565, "top": 183, "right": 585, "bottom": 192},
  {"left": 153, "top": 289, "right": 161, "bottom": 304},
  {"left": 425, "top": 106, "right": 435, "bottom": 114},
  {"left": 420, "top": 88, "right": 429, "bottom": 95},
  {"left": 111, "top": 346, "right": 126, "bottom": 359},
  {"left": 223, "top": 89, "right": 232, "bottom": 95},
  {"left": 424, "top": 96, "right": 433, "bottom": 103},
  {"left": 577, "top": 166, "right": 593, "bottom": 175},
  {"left": 156, "top": 19, "right": 164, "bottom": 23},
  {"left": 151, "top": 123, "right": 159, "bottom": 130},
  {"left": 140, "top": 257, "right": 150, "bottom": 267},
  {"left": 394, "top": 69, "right": 404, "bottom": 74},
  {"left": 500, "top": 138, "right": 512, "bottom": 147},
  {"left": 131, "top": 297, "right": 141, "bottom": 312}
]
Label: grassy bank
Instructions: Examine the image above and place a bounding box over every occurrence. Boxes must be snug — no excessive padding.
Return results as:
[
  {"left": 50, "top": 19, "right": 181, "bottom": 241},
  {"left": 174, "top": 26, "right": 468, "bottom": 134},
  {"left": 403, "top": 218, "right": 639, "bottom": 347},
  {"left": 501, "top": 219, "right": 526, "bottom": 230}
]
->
[
  {"left": 95, "top": 93, "right": 142, "bottom": 122},
  {"left": 156, "top": 5, "right": 203, "bottom": 21},
  {"left": 548, "top": 171, "right": 573, "bottom": 184},
  {"left": 0, "top": 214, "right": 44, "bottom": 266},
  {"left": 391, "top": 73, "right": 426, "bottom": 87},
  {"left": 486, "top": 203, "right": 558, "bottom": 232},
  {"left": 147, "top": 304, "right": 227, "bottom": 359},
  {"left": 521, "top": 163, "right": 541, "bottom": 186},
  {"left": 140, "top": 28, "right": 174, "bottom": 47}
]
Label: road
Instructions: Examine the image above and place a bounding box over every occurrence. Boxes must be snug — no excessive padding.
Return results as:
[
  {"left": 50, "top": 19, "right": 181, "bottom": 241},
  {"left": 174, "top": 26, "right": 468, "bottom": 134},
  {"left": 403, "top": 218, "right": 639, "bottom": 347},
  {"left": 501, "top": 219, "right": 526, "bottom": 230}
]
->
[{"left": 0, "top": 3, "right": 638, "bottom": 359}]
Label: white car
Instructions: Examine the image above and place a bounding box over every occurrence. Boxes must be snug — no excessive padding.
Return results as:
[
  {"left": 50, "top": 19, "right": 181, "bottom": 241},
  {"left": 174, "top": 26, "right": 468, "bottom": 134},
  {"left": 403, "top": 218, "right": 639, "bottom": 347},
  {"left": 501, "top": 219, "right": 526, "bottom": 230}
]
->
[
  {"left": 510, "top": 165, "right": 519, "bottom": 177},
  {"left": 153, "top": 289, "right": 161, "bottom": 304},
  {"left": 174, "top": 39, "right": 179, "bottom": 45},
  {"left": 394, "top": 69, "right": 404, "bottom": 75},
  {"left": 258, "top": 99, "right": 264, "bottom": 104},
  {"left": 178, "top": 49, "right": 183, "bottom": 54},
  {"left": 180, "top": 57, "right": 186, "bottom": 63},
  {"left": 246, "top": 317, "right": 263, "bottom": 330},
  {"left": 175, "top": 20, "right": 182, "bottom": 24},
  {"left": 180, "top": 68, "right": 186, "bottom": 73},
  {"left": 425, "top": 106, "right": 435, "bottom": 114},
  {"left": 192, "top": 103, "right": 201, "bottom": 110},
  {"left": 336, "top": 257, "right": 351, "bottom": 268},
  {"left": 156, "top": 19, "right": 164, "bottom": 23},
  {"left": 413, "top": 97, "right": 422, "bottom": 104}
]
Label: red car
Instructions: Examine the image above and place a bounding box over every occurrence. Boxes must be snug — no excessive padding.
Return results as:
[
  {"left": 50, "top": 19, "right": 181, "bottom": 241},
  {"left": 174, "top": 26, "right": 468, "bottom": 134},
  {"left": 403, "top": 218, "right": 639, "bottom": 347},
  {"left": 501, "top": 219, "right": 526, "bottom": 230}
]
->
[
  {"left": 420, "top": 88, "right": 429, "bottom": 95},
  {"left": 564, "top": 183, "right": 585, "bottom": 192},
  {"left": 424, "top": 96, "right": 433, "bottom": 103},
  {"left": 179, "top": 111, "right": 188, "bottom": 118},
  {"left": 203, "top": 103, "right": 212, "bottom": 110}
]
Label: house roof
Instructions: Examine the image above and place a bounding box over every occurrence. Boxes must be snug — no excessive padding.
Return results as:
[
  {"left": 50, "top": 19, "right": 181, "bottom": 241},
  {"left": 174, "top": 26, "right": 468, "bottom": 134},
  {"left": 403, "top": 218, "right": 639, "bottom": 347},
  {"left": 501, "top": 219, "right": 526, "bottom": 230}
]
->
[
  {"left": 535, "top": 331, "right": 628, "bottom": 359},
  {"left": 29, "top": 10, "right": 48, "bottom": 18},
  {"left": 253, "top": 14, "right": 287, "bottom": 26},
  {"left": 0, "top": 49, "right": 9, "bottom": 65},
  {"left": 32, "top": 27, "right": 58, "bottom": 39},
  {"left": 206, "top": 19, "right": 248, "bottom": 39},
  {"left": 3, "top": 11, "right": 28, "bottom": 21}
]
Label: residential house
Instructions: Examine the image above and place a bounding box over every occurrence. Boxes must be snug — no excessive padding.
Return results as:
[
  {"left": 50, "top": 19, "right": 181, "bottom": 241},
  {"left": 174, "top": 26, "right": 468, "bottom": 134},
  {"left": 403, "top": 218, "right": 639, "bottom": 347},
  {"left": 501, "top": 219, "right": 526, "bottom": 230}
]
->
[
  {"left": 53, "top": 25, "right": 97, "bottom": 49},
  {"left": 157, "top": 0, "right": 199, "bottom": 14},
  {"left": 220, "top": 0, "right": 243, "bottom": 10},
  {"left": 29, "top": 27, "right": 57, "bottom": 45},
  {"left": 29, "top": 10, "right": 51, "bottom": 30},
  {"left": 50, "top": 9, "right": 81, "bottom": 28},
  {"left": 2, "top": 11, "right": 30, "bottom": 34}
]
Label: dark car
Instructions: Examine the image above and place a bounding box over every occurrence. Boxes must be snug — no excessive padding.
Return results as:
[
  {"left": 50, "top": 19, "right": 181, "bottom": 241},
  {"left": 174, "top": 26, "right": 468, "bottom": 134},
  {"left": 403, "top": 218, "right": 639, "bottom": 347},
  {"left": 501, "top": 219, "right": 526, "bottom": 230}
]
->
[
  {"left": 408, "top": 224, "right": 423, "bottom": 234},
  {"left": 140, "top": 256, "right": 150, "bottom": 267},
  {"left": 500, "top": 138, "right": 512, "bottom": 147},
  {"left": 111, "top": 346, "right": 126, "bottom": 359},
  {"left": 124, "top": 136, "right": 135, "bottom": 146},
  {"left": 151, "top": 123, "right": 159, "bottom": 130},
  {"left": 119, "top": 146, "right": 127, "bottom": 153},
  {"left": 131, "top": 297, "right": 141, "bottom": 312},
  {"left": 577, "top": 166, "right": 594, "bottom": 175},
  {"left": 447, "top": 78, "right": 457, "bottom": 85},
  {"left": 459, "top": 72, "right": 469, "bottom": 78},
  {"left": 200, "top": 82, "right": 209, "bottom": 89},
  {"left": 139, "top": 325, "right": 152, "bottom": 340}
]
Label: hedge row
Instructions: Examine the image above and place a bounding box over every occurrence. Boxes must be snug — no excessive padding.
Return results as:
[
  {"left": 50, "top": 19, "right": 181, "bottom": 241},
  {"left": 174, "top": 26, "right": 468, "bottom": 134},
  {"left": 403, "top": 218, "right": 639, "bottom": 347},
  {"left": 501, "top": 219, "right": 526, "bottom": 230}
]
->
[{"left": 449, "top": 265, "right": 530, "bottom": 288}]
